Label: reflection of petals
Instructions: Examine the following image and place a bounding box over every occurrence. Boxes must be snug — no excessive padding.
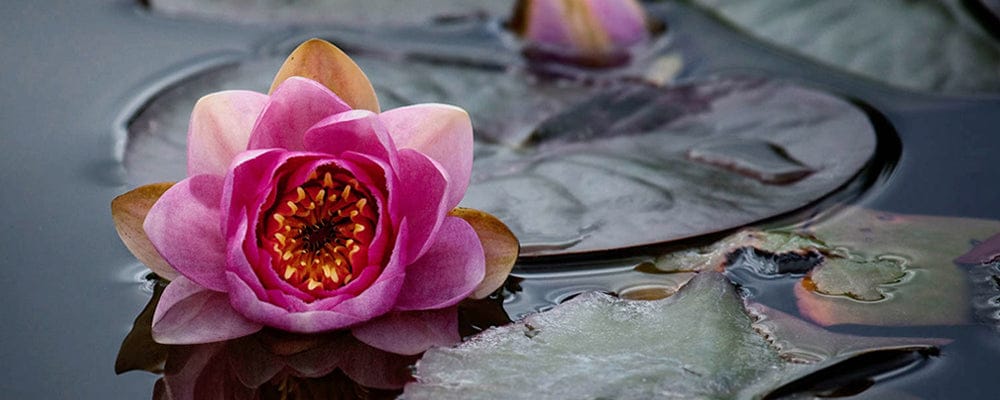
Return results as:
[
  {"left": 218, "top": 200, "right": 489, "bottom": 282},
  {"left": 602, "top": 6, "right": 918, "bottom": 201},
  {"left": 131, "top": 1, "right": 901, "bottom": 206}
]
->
[
  {"left": 352, "top": 308, "right": 460, "bottom": 356},
  {"left": 152, "top": 277, "right": 263, "bottom": 344}
]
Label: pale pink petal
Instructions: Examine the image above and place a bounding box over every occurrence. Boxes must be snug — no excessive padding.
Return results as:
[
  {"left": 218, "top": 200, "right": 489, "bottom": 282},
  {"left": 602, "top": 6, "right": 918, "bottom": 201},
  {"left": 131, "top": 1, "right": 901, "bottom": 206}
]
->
[
  {"left": 187, "top": 90, "right": 268, "bottom": 176},
  {"left": 523, "top": 0, "right": 573, "bottom": 47},
  {"left": 351, "top": 308, "right": 460, "bottom": 356},
  {"left": 588, "top": 0, "right": 649, "bottom": 46},
  {"left": 394, "top": 216, "right": 485, "bottom": 311},
  {"left": 392, "top": 149, "right": 449, "bottom": 265},
  {"left": 152, "top": 276, "right": 263, "bottom": 344},
  {"left": 144, "top": 175, "right": 227, "bottom": 291},
  {"left": 247, "top": 77, "right": 351, "bottom": 151},
  {"left": 303, "top": 109, "right": 398, "bottom": 166},
  {"left": 226, "top": 272, "right": 392, "bottom": 333},
  {"left": 380, "top": 104, "right": 472, "bottom": 209},
  {"left": 956, "top": 231, "right": 1000, "bottom": 264}
]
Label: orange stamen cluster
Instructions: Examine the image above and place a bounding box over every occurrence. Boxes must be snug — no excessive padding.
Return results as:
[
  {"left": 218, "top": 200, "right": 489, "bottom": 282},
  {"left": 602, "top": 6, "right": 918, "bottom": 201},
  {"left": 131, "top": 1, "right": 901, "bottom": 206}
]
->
[{"left": 260, "top": 167, "right": 377, "bottom": 293}]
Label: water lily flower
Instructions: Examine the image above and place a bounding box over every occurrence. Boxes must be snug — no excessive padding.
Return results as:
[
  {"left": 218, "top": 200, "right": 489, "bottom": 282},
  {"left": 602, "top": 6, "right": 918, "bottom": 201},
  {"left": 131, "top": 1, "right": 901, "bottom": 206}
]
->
[
  {"left": 508, "top": 0, "right": 655, "bottom": 66},
  {"left": 111, "top": 39, "right": 518, "bottom": 354}
]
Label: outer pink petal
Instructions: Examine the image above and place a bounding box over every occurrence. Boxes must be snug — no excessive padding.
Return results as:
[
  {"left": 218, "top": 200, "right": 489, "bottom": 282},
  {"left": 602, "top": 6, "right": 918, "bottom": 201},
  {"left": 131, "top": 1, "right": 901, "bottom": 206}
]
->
[
  {"left": 393, "top": 149, "right": 449, "bottom": 265},
  {"left": 380, "top": 104, "right": 473, "bottom": 210},
  {"left": 152, "top": 276, "right": 263, "bottom": 344},
  {"left": 394, "top": 216, "right": 485, "bottom": 311},
  {"left": 144, "top": 174, "right": 228, "bottom": 291},
  {"left": 351, "top": 307, "right": 460, "bottom": 356},
  {"left": 227, "top": 272, "right": 377, "bottom": 333},
  {"left": 247, "top": 77, "right": 351, "bottom": 151},
  {"left": 303, "top": 109, "right": 398, "bottom": 167},
  {"left": 524, "top": 0, "right": 574, "bottom": 47},
  {"left": 187, "top": 90, "right": 268, "bottom": 176}
]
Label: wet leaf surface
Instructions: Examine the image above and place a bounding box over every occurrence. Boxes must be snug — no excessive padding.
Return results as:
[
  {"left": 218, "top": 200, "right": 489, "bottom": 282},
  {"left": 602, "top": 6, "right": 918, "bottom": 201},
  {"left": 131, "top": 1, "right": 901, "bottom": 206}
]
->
[
  {"left": 406, "top": 272, "right": 944, "bottom": 399},
  {"left": 143, "top": 0, "right": 511, "bottom": 26},
  {"left": 794, "top": 208, "right": 1000, "bottom": 326},
  {"left": 686, "top": 0, "right": 1000, "bottom": 93},
  {"left": 805, "top": 256, "right": 907, "bottom": 302},
  {"left": 126, "top": 51, "right": 878, "bottom": 256}
]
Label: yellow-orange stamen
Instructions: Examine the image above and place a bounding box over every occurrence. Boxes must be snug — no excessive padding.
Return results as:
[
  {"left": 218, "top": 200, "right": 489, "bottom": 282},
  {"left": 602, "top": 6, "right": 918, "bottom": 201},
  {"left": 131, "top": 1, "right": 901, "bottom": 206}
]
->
[{"left": 260, "top": 166, "right": 377, "bottom": 294}]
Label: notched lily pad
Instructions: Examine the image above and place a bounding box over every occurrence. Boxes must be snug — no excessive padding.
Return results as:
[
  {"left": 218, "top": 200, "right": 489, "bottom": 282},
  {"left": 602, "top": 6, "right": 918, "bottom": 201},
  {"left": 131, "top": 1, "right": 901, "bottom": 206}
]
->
[
  {"left": 686, "top": 0, "right": 1000, "bottom": 94},
  {"left": 406, "top": 272, "right": 945, "bottom": 399},
  {"left": 125, "top": 46, "right": 878, "bottom": 257}
]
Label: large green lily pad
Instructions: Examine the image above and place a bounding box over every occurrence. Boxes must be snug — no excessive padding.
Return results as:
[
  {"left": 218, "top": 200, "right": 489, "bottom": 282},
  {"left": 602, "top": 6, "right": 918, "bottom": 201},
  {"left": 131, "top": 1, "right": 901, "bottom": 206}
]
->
[
  {"left": 685, "top": 0, "right": 1000, "bottom": 94},
  {"left": 406, "top": 272, "right": 944, "bottom": 399},
  {"left": 125, "top": 47, "right": 878, "bottom": 256}
]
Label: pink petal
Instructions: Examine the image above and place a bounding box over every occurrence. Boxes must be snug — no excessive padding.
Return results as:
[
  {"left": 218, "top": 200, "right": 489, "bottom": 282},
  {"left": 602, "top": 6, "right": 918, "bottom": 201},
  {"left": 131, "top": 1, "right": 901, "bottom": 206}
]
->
[
  {"left": 227, "top": 272, "right": 391, "bottom": 333},
  {"left": 144, "top": 174, "right": 228, "bottom": 291},
  {"left": 303, "top": 109, "right": 398, "bottom": 167},
  {"left": 956, "top": 231, "right": 1000, "bottom": 264},
  {"left": 380, "top": 104, "right": 473, "bottom": 209},
  {"left": 394, "top": 216, "right": 485, "bottom": 311},
  {"left": 392, "top": 149, "right": 449, "bottom": 265},
  {"left": 522, "top": 0, "right": 574, "bottom": 47},
  {"left": 351, "top": 307, "right": 460, "bottom": 356},
  {"left": 247, "top": 77, "right": 351, "bottom": 151},
  {"left": 187, "top": 90, "right": 268, "bottom": 176},
  {"left": 152, "top": 276, "right": 263, "bottom": 344},
  {"left": 588, "top": 0, "right": 649, "bottom": 46}
]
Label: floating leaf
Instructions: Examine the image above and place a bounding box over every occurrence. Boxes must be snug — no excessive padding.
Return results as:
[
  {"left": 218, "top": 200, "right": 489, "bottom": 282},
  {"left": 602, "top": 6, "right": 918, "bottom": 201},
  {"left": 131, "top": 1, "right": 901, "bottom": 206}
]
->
[
  {"left": 143, "top": 0, "right": 510, "bottom": 26},
  {"left": 685, "top": 0, "right": 1000, "bottom": 94},
  {"left": 795, "top": 208, "right": 1000, "bottom": 326},
  {"left": 126, "top": 49, "right": 878, "bottom": 256},
  {"left": 406, "top": 272, "right": 944, "bottom": 399}
]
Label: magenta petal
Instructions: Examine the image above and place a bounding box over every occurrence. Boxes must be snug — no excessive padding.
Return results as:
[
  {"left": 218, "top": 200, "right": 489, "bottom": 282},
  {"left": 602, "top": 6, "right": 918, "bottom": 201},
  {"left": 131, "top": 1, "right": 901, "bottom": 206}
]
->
[
  {"left": 392, "top": 149, "right": 449, "bottom": 265},
  {"left": 303, "top": 109, "right": 398, "bottom": 166},
  {"left": 152, "top": 276, "right": 263, "bottom": 344},
  {"left": 144, "top": 174, "right": 228, "bottom": 292},
  {"left": 956, "top": 232, "right": 1000, "bottom": 264},
  {"left": 394, "top": 216, "right": 485, "bottom": 311},
  {"left": 380, "top": 104, "right": 473, "bottom": 209},
  {"left": 352, "top": 307, "right": 460, "bottom": 355},
  {"left": 187, "top": 90, "right": 268, "bottom": 176},
  {"left": 247, "top": 77, "right": 351, "bottom": 151}
]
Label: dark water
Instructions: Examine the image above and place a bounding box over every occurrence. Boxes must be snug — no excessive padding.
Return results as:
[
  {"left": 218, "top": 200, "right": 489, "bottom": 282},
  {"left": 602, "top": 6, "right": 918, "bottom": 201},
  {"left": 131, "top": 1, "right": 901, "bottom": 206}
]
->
[{"left": 2, "top": 0, "right": 1000, "bottom": 398}]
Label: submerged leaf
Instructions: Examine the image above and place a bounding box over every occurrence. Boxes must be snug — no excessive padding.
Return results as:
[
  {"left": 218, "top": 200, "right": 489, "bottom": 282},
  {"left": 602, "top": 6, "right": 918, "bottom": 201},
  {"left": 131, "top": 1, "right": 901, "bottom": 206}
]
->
[
  {"left": 804, "top": 256, "right": 907, "bottom": 301},
  {"left": 795, "top": 208, "right": 1000, "bottom": 326},
  {"left": 686, "top": 0, "right": 1000, "bottom": 93},
  {"left": 406, "top": 272, "right": 944, "bottom": 399}
]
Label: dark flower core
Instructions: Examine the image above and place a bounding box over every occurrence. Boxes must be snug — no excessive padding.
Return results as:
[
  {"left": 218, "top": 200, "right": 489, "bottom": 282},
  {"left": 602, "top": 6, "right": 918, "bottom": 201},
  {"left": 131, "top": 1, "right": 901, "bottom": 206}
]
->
[{"left": 260, "top": 166, "right": 378, "bottom": 292}]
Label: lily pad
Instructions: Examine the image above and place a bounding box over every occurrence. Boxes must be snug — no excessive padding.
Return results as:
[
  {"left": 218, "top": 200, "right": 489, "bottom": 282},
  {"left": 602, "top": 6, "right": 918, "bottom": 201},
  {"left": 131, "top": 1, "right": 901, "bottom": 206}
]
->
[
  {"left": 795, "top": 208, "right": 1000, "bottom": 326},
  {"left": 685, "top": 0, "right": 1000, "bottom": 94},
  {"left": 143, "top": 0, "right": 510, "bottom": 26},
  {"left": 125, "top": 48, "right": 878, "bottom": 257},
  {"left": 406, "top": 272, "right": 945, "bottom": 399}
]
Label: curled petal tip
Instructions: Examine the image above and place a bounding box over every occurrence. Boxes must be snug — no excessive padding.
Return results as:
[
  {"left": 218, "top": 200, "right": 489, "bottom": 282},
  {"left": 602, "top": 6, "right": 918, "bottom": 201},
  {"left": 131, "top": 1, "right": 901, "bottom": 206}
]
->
[
  {"left": 451, "top": 208, "right": 519, "bottom": 299},
  {"left": 270, "top": 38, "right": 380, "bottom": 112},
  {"left": 111, "top": 182, "right": 179, "bottom": 280}
]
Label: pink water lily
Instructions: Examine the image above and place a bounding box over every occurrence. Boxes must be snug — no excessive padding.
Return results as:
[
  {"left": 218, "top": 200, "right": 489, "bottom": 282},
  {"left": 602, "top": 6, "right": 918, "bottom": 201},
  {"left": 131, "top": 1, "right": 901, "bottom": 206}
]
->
[
  {"left": 112, "top": 39, "right": 518, "bottom": 354},
  {"left": 509, "top": 0, "right": 655, "bottom": 66}
]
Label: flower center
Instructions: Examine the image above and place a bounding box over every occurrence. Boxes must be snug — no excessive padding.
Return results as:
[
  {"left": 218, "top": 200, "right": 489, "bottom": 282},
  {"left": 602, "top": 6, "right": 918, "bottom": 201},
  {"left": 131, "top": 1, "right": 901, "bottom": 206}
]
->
[{"left": 261, "top": 167, "right": 377, "bottom": 292}]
